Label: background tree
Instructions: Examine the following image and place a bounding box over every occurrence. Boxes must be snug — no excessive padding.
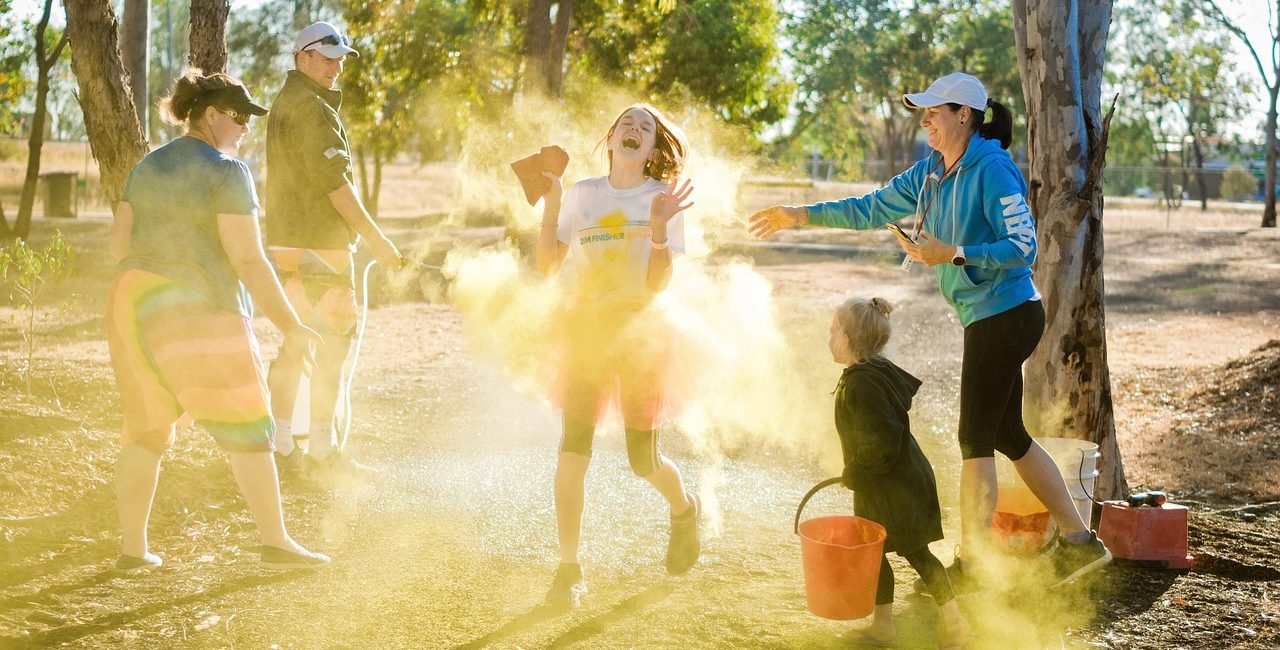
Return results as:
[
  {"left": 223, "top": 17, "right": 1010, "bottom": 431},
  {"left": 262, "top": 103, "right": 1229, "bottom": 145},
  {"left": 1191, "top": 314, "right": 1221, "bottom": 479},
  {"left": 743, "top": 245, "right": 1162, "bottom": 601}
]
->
[
  {"left": 13, "top": 0, "right": 69, "bottom": 240},
  {"left": 342, "top": 0, "right": 470, "bottom": 214},
  {"left": 63, "top": 0, "right": 148, "bottom": 206},
  {"left": 1014, "top": 0, "right": 1127, "bottom": 499},
  {"left": 785, "top": 0, "right": 1022, "bottom": 181},
  {"left": 572, "top": 0, "right": 788, "bottom": 134},
  {"left": 1117, "top": 0, "right": 1247, "bottom": 211},
  {"left": 521, "top": 0, "right": 575, "bottom": 97},
  {"left": 188, "top": 0, "right": 231, "bottom": 74},
  {"left": 1198, "top": 0, "right": 1280, "bottom": 227},
  {"left": 121, "top": 0, "right": 149, "bottom": 134}
]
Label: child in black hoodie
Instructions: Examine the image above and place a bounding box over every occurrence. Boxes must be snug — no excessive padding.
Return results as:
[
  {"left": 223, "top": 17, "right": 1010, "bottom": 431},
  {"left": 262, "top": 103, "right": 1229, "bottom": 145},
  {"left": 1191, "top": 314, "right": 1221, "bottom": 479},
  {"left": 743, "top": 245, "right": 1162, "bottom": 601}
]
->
[{"left": 829, "top": 297, "right": 966, "bottom": 648}]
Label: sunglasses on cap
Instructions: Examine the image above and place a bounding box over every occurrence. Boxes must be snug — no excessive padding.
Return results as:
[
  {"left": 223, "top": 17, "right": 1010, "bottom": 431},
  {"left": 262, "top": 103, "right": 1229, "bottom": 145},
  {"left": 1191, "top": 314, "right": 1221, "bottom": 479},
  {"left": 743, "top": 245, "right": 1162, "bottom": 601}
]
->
[
  {"left": 301, "top": 33, "right": 351, "bottom": 52},
  {"left": 217, "top": 108, "right": 252, "bottom": 126}
]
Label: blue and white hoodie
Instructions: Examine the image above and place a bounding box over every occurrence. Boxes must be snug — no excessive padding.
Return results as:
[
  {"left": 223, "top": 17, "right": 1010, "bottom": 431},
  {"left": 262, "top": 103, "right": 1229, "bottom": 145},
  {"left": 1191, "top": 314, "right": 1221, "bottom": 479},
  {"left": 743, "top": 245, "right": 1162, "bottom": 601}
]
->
[{"left": 806, "top": 133, "right": 1039, "bottom": 326}]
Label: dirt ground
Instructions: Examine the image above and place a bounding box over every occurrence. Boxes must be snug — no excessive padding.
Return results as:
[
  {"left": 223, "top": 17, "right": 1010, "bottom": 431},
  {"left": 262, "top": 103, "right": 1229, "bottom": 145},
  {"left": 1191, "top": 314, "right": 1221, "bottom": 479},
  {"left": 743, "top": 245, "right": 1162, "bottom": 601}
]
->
[{"left": 1, "top": 199, "right": 1278, "bottom": 649}]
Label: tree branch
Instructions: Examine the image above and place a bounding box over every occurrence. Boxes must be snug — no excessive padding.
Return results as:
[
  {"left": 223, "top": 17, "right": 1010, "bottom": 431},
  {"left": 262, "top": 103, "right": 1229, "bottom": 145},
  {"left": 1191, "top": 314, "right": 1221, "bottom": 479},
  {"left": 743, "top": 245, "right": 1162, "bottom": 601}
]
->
[{"left": 1204, "top": 0, "right": 1272, "bottom": 88}]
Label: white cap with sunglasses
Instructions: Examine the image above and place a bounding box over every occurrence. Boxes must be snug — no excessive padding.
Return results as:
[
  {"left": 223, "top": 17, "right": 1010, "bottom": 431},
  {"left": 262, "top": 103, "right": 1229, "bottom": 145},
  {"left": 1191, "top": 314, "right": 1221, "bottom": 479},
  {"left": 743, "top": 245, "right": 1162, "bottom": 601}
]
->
[{"left": 294, "top": 22, "right": 359, "bottom": 58}]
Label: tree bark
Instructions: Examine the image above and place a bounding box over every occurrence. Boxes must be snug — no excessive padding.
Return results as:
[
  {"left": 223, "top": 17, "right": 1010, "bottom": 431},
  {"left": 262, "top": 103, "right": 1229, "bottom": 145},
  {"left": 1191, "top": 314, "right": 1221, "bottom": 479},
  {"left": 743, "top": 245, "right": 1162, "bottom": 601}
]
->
[
  {"left": 188, "top": 0, "right": 231, "bottom": 74},
  {"left": 15, "top": 0, "right": 69, "bottom": 240},
  {"left": 1264, "top": 84, "right": 1278, "bottom": 227},
  {"left": 121, "top": 0, "right": 149, "bottom": 134},
  {"left": 64, "top": 0, "right": 150, "bottom": 207},
  {"left": 522, "top": 0, "right": 552, "bottom": 95},
  {"left": 1014, "top": 0, "right": 1128, "bottom": 500},
  {"left": 545, "top": 0, "right": 575, "bottom": 96}
]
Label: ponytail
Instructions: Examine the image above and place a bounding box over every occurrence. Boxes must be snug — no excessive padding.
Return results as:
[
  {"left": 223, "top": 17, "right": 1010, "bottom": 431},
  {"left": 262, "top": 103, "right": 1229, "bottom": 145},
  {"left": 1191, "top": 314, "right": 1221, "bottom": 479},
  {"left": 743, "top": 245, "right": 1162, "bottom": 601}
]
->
[
  {"left": 978, "top": 99, "right": 1014, "bottom": 150},
  {"left": 159, "top": 67, "right": 244, "bottom": 126}
]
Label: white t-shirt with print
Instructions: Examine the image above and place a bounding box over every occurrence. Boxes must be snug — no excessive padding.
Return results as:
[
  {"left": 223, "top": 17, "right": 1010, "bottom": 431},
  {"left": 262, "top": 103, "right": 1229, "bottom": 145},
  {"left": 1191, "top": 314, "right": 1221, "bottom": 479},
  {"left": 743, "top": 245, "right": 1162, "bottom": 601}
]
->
[{"left": 556, "top": 175, "right": 684, "bottom": 304}]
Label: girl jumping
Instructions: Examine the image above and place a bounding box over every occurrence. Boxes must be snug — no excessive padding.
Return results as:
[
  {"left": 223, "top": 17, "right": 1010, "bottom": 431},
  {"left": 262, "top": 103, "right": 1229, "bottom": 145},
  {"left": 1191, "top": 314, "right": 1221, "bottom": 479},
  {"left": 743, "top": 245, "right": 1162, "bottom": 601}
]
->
[{"left": 535, "top": 103, "right": 699, "bottom": 608}]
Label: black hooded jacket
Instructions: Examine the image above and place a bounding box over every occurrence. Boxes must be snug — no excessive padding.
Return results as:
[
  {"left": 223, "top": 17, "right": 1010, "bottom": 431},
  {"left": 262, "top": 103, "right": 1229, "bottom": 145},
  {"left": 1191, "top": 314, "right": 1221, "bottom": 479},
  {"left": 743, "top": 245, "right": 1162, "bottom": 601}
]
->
[{"left": 834, "top": 356, "right": 944, "bottom": 554}]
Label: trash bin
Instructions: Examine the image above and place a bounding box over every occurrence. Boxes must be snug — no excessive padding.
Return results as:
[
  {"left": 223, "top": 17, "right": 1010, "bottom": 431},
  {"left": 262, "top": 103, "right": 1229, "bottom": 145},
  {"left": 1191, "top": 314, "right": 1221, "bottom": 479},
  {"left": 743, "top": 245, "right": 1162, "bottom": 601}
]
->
[{"left": 40, "top": 171, "right": 77, "bottom": 218}]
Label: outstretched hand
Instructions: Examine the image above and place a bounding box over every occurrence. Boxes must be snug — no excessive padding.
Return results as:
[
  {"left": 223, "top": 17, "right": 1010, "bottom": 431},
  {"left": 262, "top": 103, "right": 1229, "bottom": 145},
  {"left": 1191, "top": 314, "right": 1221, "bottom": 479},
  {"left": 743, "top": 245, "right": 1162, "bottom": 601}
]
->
[
  {"left": 651, "top": 178, "right": 695, "bottom": 227},
  {"left": 746, "top": 205, "right": 805, "bottom": 239}
]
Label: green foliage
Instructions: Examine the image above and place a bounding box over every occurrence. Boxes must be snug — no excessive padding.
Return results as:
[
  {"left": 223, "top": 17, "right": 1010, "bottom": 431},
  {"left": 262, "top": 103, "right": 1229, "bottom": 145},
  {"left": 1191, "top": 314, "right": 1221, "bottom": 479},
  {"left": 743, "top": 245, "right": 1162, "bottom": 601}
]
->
[
  {"left": 1112, "top": 0, "right": 1246, "bottom": 163},
  {"left": 0, "top": 0, "right": 31, "bottom": 135},
  {"left": 784, "top": 0, "right": 1023, "bottom": 175},
  {"left": 0, "top": 230, "right": 73, "bottom": 396},
  {"left": 1221, "top": 165, "right": 1257, "bottom": 201},
  {"left": 343, "top": 0, "right": 473, "bottom": 163},
  {"left": 573, "top": 0, "right": 791, "bottom": 133}
]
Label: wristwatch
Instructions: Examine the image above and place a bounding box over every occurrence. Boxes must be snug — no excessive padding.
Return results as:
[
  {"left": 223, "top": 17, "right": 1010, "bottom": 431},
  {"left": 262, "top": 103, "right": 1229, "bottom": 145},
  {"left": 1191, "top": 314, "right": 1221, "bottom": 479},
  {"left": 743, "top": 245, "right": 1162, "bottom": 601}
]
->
[{"left": 951, "top": 246, "right": 966, "bottom": 266}]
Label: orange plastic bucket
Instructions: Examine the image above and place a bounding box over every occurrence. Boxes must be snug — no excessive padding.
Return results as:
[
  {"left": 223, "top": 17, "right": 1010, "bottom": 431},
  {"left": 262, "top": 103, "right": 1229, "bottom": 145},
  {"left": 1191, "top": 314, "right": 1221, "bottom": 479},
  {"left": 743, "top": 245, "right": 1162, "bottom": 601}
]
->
[
  {"left": 991, "top": 485, "right": 1053, "bottom": 554},
  {"left": 794, "top": 478, "right": 887, "bottom": 620}
]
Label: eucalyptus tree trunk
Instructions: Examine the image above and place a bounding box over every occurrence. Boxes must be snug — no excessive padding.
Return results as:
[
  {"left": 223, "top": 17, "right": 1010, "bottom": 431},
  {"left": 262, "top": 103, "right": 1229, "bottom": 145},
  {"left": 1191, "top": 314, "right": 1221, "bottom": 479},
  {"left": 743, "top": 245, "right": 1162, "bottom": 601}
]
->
[
  {"left": 121, "top": 0, "right": 149, "bottom": 134},
  {"left": 188, "top": 0, "right": 231, "bottom": 74},
  {"left": 1014, "top": 0, "right": 1128, "bottom": 499},
  {"left": 64, "top": 0, "right": 149, "bottom": 206},
  {"left": 522, "top": 0, "right": 574, "bottom": 97}
]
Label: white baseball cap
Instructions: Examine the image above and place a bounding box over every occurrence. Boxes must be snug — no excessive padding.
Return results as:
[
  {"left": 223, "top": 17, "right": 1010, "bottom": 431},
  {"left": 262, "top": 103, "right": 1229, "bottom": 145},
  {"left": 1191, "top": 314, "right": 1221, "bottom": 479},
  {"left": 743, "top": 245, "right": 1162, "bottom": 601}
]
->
[
  {"left": 294, "top": 22, "right": 359, "bottom": 58},
  {"left": 902, "top": 72, "right": 988, "bottom": 110}
]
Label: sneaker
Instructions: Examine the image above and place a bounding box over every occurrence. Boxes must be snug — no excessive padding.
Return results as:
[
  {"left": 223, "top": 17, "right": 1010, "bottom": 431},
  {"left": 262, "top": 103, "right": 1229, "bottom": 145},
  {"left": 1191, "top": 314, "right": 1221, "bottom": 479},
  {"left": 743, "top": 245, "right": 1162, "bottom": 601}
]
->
[
  {"left": 543, "top": 563, "right": 588, "bottom": 609},
  {"left": 666, "top": 494, "right": 701, "bottom": 576},
  {"left": 258, "top": 545, "right": 331, "bottom": 570},
  {"left": 1050, "top": 531, "right": 1112, "bottom": 588},
  {"left": 274, "top": 450, "right": 303, "bottom": 480},
  {"left": 114, "top": 552, "right": 163, "bottom": 573}
]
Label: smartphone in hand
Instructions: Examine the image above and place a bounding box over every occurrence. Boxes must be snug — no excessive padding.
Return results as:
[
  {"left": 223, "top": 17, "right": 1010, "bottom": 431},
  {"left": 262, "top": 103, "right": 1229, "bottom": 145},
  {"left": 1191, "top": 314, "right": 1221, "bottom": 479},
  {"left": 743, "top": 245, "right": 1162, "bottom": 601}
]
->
[{"left": 884, "top": 222, "right": 914, "bottom": 243}]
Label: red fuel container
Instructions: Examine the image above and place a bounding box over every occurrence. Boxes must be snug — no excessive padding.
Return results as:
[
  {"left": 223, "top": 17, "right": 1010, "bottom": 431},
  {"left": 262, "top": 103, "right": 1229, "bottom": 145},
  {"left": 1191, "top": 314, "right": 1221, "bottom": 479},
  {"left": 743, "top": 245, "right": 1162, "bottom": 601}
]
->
[{"left": 1097, "top": 501, "right": 1193, "bottom": 569}]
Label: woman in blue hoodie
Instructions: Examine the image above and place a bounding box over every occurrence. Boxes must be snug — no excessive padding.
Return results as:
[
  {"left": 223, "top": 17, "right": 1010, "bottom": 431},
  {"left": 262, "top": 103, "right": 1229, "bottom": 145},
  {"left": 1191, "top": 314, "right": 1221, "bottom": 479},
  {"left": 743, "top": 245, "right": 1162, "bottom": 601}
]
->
[{"left": 749, "top": 73, "right": 1110, "bottom": 588}]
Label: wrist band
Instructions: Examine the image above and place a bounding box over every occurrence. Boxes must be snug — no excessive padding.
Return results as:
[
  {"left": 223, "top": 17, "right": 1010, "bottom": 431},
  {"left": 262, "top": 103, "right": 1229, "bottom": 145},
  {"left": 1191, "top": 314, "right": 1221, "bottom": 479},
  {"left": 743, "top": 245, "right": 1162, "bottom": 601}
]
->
[{"left": 651, "top": 238, "right": 669, "bottom": 250}]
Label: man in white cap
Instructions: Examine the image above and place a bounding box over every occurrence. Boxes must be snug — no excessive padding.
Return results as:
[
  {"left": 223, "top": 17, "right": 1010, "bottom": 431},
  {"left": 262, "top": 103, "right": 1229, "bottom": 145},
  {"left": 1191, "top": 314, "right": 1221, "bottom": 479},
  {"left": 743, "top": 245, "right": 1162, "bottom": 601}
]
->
[{"left": 264, "top": 21, "right": 403, "bottom": 478}]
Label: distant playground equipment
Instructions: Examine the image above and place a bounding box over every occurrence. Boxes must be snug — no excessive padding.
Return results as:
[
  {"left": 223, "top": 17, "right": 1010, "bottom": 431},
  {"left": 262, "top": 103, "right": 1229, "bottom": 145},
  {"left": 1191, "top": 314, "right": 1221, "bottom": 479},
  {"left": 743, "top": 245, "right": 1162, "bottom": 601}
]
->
[
  {"left": 992, "top": 437, "right": 1100, "bottom": 553},
  {"left": 794, "top": 478, "right": 887, "bottom": 620}
]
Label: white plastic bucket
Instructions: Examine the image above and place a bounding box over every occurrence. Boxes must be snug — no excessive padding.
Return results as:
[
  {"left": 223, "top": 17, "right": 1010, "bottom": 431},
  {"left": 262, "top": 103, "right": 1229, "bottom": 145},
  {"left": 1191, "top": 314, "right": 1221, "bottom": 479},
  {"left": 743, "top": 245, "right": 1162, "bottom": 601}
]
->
[
  {"left": 1038, "top": 437, "right": 1100, "bottom": 528},
  {"left": 995, "top": 437, "right": 1100, "bottom": 535}
]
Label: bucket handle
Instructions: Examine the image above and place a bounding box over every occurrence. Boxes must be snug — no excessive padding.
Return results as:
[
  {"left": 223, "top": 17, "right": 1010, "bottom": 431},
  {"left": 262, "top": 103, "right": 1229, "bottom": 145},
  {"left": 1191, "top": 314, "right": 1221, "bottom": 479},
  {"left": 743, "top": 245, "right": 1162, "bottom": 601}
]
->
[{"left": 794, "top": 477, "right": 845, "bottom": 535}]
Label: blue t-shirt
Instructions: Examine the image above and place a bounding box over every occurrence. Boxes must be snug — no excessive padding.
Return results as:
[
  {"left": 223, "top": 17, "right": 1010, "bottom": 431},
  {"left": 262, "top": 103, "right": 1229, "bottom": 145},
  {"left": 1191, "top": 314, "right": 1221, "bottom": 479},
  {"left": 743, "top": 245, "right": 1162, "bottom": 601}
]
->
[{"left": 119, "top": 136, "right": 259, "bottom": 317}]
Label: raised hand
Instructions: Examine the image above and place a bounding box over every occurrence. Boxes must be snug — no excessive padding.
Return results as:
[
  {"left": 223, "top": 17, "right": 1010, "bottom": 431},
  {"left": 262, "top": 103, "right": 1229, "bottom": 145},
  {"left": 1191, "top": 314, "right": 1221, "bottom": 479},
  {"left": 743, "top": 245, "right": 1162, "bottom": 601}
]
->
[
  {"left": 651, "top": 178, "right": 695, "bottom": 228},
  {"left": 746, "top": 205, "right": 805, "bottom": 240}
]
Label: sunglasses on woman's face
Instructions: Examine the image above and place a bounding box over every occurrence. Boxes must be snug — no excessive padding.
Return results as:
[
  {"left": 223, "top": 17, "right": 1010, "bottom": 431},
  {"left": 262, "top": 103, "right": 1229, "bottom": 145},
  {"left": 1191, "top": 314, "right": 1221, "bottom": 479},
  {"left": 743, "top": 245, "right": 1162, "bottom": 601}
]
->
[
  {"left": 218, "top": 108, "right": 251, "bottom": 126},
  {"left": 301, "top": 33, "right": 351, "bottom": 51}
]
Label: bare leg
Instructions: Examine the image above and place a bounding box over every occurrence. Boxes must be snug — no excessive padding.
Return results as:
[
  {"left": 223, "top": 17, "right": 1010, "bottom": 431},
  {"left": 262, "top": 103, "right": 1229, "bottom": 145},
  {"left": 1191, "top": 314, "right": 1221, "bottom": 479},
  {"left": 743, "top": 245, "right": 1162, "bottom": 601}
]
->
[
  {"left": 839, "top": 603, "right": 896, "bottom": 643},
  {"left": 1012, "top": 440, "right": 1089, "bottom": 537},
  {"left": 554, "top": 451, "right": 591, "bottom": 564},
  {"left": 226, "top": 451, "right": 307, "bottom": 553},
  {"left": 267, "top": 349, "right": 304, "bottom": 426},
  {"left": 959, "top": 456, "right": 998, "bottom": 561},
  {"left": 116, "top": 444, "right": 162, "bottom": 557},
  {"left": 641, "top": 456, "right": 694, "bottom": 515},
  {"left": 308, "top": 336, "right": 353, "bottom": 457}
]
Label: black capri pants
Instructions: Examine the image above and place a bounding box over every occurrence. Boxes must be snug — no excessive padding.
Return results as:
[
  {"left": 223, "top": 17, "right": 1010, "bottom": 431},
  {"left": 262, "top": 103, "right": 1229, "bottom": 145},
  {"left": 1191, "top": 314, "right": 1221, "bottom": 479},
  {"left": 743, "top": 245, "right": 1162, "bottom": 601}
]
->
[{"left": 957, "top": 299, "right": 1045, "bottom": 460}]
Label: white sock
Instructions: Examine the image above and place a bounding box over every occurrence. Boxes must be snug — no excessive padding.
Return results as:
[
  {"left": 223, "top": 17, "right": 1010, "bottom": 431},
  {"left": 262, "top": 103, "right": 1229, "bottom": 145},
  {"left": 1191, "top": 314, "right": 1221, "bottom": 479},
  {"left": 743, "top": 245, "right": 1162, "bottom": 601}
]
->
[{"left": 274, "top": 419, "right": 295, "bottom": 456}]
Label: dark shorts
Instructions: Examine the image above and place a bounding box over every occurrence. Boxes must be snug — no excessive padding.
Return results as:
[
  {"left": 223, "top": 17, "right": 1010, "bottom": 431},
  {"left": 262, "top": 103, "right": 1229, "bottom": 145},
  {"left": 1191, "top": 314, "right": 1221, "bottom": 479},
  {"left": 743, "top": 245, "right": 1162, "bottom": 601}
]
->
[{"left": 957, "top": 299, "right": 1045, "bottom": 460}]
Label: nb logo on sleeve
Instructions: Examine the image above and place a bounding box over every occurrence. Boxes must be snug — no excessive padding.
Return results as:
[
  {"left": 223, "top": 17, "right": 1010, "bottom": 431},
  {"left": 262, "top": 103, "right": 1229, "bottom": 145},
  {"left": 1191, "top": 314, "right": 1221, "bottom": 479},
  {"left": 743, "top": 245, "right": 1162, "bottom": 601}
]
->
[{"left": 1000, "top": 193, "right": 1036, "bottom": 256}]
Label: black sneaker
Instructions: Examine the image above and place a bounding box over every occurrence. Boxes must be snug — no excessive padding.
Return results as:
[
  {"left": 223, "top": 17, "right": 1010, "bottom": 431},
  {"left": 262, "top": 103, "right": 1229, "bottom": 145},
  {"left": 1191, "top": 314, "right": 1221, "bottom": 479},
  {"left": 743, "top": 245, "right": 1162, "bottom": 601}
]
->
[
  {"left": 258, "top": 545, "right": 331, "bottom": 570},
  {"left": 666, "top": 494, "right": 701, "bottom": 576},
  {"left": 1050, "top": 531, "right": 1112, "bottom": 588},
  {"left": 543, "top": 563, "right": 587, "bottom": 609},
  {"left": 114, "top": 552, "right": 163, "bottom": 573}
]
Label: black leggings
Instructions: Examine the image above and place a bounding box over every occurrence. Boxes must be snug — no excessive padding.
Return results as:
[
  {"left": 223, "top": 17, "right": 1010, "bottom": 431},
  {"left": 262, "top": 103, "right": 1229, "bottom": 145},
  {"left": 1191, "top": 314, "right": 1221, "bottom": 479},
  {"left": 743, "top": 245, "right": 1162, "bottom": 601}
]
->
[
  {"left": 957, "top": 299, "right": 1044, "bottom": 460},
  {"left": 876, "top": 547, "right": 954, "bottom": 607}
]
